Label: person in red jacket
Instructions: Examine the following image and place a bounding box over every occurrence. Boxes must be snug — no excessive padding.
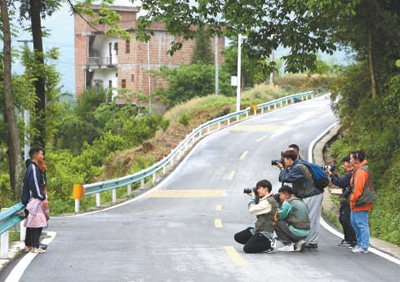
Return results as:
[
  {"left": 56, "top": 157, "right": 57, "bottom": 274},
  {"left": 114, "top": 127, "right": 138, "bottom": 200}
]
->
[{"left": 349, "top": 150, "right": 372, "bottom": 254}]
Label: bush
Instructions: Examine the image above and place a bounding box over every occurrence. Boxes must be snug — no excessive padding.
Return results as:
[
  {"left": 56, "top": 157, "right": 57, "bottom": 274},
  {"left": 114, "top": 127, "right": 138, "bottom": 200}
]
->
[
  {"left": 178, "top": 113, "right": 191, "bottom": 127},
  {"left": 122, "top": 115, "right": 165, "bottom": 147}
]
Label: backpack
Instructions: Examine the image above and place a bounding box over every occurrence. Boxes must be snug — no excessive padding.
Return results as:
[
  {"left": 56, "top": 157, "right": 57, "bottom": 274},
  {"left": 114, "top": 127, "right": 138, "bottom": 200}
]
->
[{"left": 297, "top": 160, "right": 329, "bottom": 190}]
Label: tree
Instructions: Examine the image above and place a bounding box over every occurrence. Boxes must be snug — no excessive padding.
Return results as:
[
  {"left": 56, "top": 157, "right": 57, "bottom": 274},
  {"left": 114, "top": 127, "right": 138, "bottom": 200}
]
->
[
  {"left": 190, "top": 29, "right": 214, "bottom": 65},
  {"left": 150, "top": 64, "right": 234, "bottom": 107},
  {"left": 0, "top": 0, "right": 24, "bottom": 200},
  {"left": 135, "top": 0, "right": 342, "bottom": 74},
  {"left": 18, "top": 0, "right": 61, "bottom": 147}
]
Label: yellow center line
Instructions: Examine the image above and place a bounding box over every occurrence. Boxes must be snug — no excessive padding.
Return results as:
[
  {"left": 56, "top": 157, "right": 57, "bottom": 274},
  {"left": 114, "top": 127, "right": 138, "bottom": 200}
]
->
[
  {"left": 256, "top": 136, "right": 267, "bottom": 142},
  {"left": 144, "top": 190, "right": 227, "bottom": 198},
  {"left": 227, "top": 170, "right": 235, "bottom": 180},
  {"left": 214, "top": 219, "right": 223, "bottom": 228},
  {"left": 216, "top": 204, "right": 222, "bottom": 211},
  {"left": 240, "top": 151, "right": 248, "bottom": 160},
  {"left": 224, "top": 246, "right": 247, "bottom": 266}
]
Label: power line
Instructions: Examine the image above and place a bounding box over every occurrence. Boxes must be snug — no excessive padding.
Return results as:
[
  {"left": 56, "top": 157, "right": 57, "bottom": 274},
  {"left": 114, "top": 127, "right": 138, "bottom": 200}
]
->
[{"left": 66, "top": 0, "right": 101, "bottom": 33}]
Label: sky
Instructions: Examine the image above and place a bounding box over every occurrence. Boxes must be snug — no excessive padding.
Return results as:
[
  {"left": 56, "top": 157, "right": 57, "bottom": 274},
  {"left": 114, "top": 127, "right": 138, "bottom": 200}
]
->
[{"left": 10, "top": 0, "right": 352, "bottom": 96}]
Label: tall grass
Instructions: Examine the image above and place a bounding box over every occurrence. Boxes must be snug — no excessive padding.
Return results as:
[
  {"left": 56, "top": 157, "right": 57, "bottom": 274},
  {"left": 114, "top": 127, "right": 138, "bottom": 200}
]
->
[
  {"left": 241, "top": 84, "right": 287, "bottom": 102},
  {"left": 165, "top": 95, "right": 234, "bottom": 123}
]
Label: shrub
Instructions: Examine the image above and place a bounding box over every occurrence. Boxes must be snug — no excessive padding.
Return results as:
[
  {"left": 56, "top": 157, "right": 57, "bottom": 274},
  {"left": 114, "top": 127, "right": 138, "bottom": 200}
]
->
[{"left": 178, "top": 113, "right": 191, "bottom": 127}]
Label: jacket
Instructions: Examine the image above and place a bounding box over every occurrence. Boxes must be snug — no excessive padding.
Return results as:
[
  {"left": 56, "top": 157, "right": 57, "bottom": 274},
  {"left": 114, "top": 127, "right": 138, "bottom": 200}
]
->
[
  {"left": 277, "top": 196, "right": 310, "bottom": 237},
  {"left": 248, "top": 195, "right": 278, "bottom": 237},
  {"left": 279, "top": 159, "right": 323, "bottom": 198},
  {"left": 350, "top": 160, "right": 372, "bottom": 211},
  {"left": 21, "top": 161, "right": 46, "bottom": 205},
  {"left": 331, "top": 172, "right": 353, "bottom": 190},
  {"left": 24, "top": 198, "right": 49, "bottom": 228}
]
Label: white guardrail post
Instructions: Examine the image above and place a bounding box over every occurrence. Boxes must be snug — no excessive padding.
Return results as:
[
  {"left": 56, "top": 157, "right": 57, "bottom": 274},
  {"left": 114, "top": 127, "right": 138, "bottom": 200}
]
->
[
  {"left": 96, "top": 193, "right": 101, "bottom": 207},
  {"left": 1, "top": 230, "right": 10, "bottom": 258},
  {"left": 20, "top": 220, "right": 26, "bottom": 241},
  {"left": 112, "top": 189, "right": 117, "bottom": 203},
  {"left": 75, "top": 199, "right": 80, "bottom": 213}
]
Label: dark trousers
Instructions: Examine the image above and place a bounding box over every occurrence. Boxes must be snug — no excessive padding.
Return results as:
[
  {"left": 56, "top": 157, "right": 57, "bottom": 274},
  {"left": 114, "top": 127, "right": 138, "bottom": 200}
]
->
[
  {"left": 234, "top": 227, "right": 271, "bottom": 253},
  {"left": 274, "top": 220, "right": 306, "bottom": 245},
  {"left": 26, "top": 228, "right": 42, "bottom": 248},
  {"left": 339, "top": 202, "right": 357, "bottom": 243}
]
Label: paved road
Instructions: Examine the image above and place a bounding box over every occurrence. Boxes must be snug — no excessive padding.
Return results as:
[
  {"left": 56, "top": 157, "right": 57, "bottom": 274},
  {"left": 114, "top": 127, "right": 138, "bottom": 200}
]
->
[{"left": 3, "top": 95, "right": 400, "bottom": 281}]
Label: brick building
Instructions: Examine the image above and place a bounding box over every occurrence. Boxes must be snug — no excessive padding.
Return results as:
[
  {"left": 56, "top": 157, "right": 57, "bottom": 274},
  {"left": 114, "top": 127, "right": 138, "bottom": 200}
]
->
[{"left": 74, "top": 5, "right": 225, "bottom": 105}]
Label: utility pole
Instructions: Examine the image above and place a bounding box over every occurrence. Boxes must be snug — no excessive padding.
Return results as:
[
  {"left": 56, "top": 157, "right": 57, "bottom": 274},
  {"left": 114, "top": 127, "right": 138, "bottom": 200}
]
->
[
  {"left": 269, "top": 35, "right": 277, "bottom": 87},
  {"left": 236, "top": 34, "right": 247, "bottom": 112},
  {"left": 17, "top": 39, "right": 33, "bottom": 161},
  {"left": 215, "top": 36, "right": 219, "bottom": 95},
  {"left": 147, "top": 41, "right": 152, "bottom": 114}
]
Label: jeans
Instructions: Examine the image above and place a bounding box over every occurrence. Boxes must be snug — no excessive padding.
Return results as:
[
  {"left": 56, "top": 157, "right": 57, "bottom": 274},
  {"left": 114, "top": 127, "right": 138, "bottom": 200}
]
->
[{"left": 350, "top": 210, "right": 370, "bottom": 249}]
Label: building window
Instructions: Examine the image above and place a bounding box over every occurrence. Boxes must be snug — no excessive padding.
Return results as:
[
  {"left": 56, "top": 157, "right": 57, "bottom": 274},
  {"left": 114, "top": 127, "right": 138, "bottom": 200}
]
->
[
  {"left": 121, "top": 79, "right": 126, "bottom": 88},
  {"left": 126, "top": 40, "right": 130, "bottom": 54},
  {"left": 131, "top": 74, "right": 134, "bottom": 81},
  {"left": 114, "top": 42, "right": 118, "bottom": 55},
  {"left": 109, "top": 80, "right": 112, "bottom": 88}
]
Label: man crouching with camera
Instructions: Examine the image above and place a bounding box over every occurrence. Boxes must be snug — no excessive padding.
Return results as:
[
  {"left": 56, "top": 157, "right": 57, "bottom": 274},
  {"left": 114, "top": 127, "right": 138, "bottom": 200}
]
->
[
  {"left": 234, "top": 179, "right": 278, "bottom": 253},
  {"left": 275, "top": 185, "right": 310, "bottom": 252}
]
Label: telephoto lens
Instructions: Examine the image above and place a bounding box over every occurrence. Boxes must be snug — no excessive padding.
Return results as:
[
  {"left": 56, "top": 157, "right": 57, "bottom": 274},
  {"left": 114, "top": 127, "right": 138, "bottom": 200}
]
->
[{"left": 243, "top": 187, "right": 258, "bottom": 195}]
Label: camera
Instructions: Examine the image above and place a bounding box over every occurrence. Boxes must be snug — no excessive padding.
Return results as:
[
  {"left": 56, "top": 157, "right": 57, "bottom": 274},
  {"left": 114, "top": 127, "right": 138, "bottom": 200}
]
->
[
  {"left": 341, "top": 187, "right": 352, "bottom": 198},
  {"left": 271, "top": 151, "right": 284, "bottom": 166},
  {"left": 243, "top": 187, "right": 258, "bottom": 195},
  {"left": 273, "top": 193, "right": 281, "bottom": 204},
  {"left": 322, "top": 163, "right": 336, "bottom": 172}
]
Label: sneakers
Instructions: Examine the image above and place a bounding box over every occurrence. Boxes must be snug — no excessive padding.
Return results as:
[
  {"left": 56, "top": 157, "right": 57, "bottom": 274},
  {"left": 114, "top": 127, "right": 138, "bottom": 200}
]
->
[
  {"left": 31, "top": 247, "right": 46, "bottom": 254},
  {"left": 266, "top": 239, "right": 277, "bottom": 253},
  {"left": 295, "top": 239, "right": 306, "bottom": 252},
  {"left": 337, "top": 240, "right": 351, "bottom": 247},
  {"left": 278, "top": 243, "right": 295, "bottom": 252},
  {"left": 352, "top": 245, "right": 369, "bottom": 254},
  {"left": 305, "top": 243, "right": 318, "bottom": 251},
  {"left": 40, "top": 243, "right": 48, "bottom": 250}
]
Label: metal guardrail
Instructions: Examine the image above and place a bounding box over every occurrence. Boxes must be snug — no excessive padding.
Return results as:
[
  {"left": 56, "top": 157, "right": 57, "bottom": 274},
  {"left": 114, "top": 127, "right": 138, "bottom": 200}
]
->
[
  {"left": 0, "top": 89, "right": 317, "bottom": 258},
  {"left": 0, "top": 203, "right": 25, "bottom": 258},
  {"left": 75, "top": 90, "right": 314, "bottom": 212}
]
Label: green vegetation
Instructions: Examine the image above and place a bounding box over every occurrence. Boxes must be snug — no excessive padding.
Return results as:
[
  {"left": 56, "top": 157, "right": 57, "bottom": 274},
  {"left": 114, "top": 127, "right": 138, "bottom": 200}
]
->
[
  {"left": 1, "top": 72, "right": 323, "bottom": 213},
  {"left": 329, "top": 69, "right": 400, "bottom": 245}
]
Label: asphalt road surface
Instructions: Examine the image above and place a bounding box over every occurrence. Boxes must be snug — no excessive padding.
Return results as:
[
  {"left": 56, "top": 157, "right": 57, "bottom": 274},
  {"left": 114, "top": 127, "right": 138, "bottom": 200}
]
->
[{"left": 3, "top": 95, "right": 400, "bottom": 281}]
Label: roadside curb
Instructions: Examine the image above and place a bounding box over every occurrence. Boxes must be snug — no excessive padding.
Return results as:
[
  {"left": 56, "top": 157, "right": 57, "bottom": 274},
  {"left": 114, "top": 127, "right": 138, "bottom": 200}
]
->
[{"left": 314, "top": 123, "right": 400, "bottom": 261}]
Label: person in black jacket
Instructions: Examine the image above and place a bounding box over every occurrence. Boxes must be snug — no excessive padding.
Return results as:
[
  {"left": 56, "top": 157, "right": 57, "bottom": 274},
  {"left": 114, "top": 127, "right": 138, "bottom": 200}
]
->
[
  {"left": 21, "top": 147, "right": 48, "bottom": 253},
  {"left": 325, "top": 155, "right": 357, "bottom": 247}
]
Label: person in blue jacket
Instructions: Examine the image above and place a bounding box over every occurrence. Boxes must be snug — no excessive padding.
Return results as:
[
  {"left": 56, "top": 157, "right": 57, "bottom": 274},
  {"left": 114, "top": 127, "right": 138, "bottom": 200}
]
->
[
  {"left": 325, "top": 155, "right": 357, "bottom": 247},
  {"left": 275, "top": 150, "right": 323, "bottom": 251}
]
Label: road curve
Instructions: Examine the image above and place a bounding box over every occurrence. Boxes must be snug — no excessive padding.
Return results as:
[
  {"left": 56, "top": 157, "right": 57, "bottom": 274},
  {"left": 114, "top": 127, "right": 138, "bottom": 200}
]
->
[{"left": 4, "top": 95, "right": 400, "bottom": 282}]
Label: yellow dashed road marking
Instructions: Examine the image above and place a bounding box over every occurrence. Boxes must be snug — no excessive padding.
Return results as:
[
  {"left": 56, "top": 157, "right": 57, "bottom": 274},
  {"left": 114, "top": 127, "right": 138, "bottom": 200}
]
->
[
  {"left": 240, "top": 151, "right": 248, "bottom": 160},
  {"left": 230, "top": 125, "right": 283, "bottom": 131},
  {"left": 216, "top": 205, "right": 222, "bottom": 211},
  {"left": 224, "top": 246, "right": 247, "bottom": 266},
  {"left": 227, "top": 170, "right": 235, "bottom": 180},
  {"left": 144, "top": 190, "right": 227, "bottom": 198},
  {"left": 214, "top": 219, "right": 223, "bottom": 228},
  {"left": 256, "top": 136, "right": 267, "bottom": 142}
]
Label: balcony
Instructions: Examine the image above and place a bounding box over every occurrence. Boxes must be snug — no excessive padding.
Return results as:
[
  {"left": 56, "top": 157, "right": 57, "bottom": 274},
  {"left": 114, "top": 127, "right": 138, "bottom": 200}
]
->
[{"left": 87, "top": 56, "right": 118, "bottom": 68}]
